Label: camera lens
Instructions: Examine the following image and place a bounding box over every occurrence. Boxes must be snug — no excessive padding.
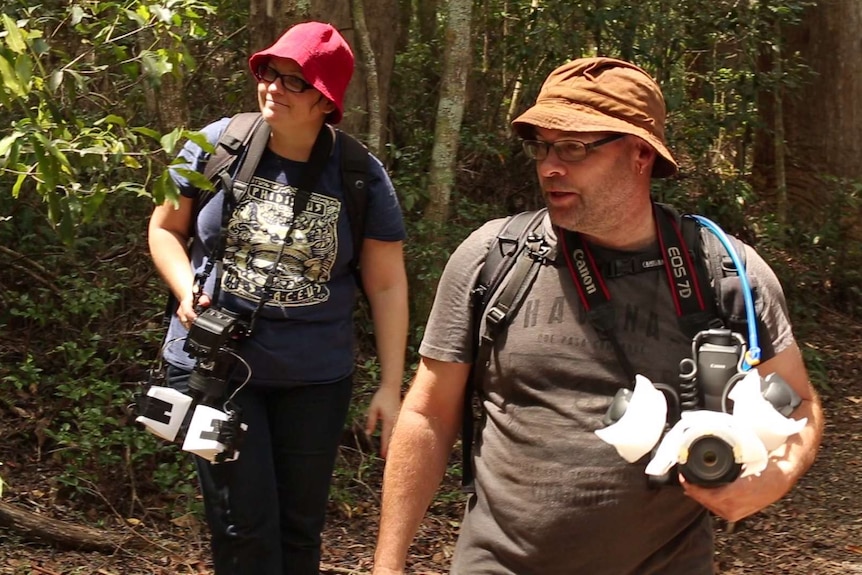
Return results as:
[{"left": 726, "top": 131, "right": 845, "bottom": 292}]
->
[{"left": 679, "top": 435, "right": 741, "bottom": 486}]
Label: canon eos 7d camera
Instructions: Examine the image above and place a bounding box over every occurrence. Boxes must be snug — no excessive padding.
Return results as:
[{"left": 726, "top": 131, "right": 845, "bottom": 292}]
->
[
  {"left": 599, "top": 328, "right": 803, "bottom": 488},
  {"left": 597, "top": 216, "right": 808, "bottom": 488},
  {"left": 135, "top": 307, "right": 249, "bottom": 463}
]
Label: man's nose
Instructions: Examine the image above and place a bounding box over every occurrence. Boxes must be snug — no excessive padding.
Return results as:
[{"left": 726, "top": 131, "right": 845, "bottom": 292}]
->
[{"left": 538, "top": 148, "right": 567, "bottom": 178}]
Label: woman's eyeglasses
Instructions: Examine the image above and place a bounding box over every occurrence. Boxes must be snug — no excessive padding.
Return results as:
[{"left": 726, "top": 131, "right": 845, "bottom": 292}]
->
[
  {"left": 254, "top": 65, "right": 314, "bottom": 93},
  {"left": 521, "top": 134, "right": 625, "bottom": 163}
]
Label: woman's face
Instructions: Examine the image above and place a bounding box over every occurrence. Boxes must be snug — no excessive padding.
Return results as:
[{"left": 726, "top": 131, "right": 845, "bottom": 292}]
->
[{"left": 255, "top": 57, "right": 335, "bottom": 130}]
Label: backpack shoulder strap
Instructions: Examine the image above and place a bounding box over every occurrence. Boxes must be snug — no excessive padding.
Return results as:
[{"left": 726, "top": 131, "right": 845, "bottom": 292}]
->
[
  {"left": 471, "top": 209, "right": 548, "bottom": 315},
  {"left": 336, "top": 129, "right": 370, "bottom": 273},
  {"left": 461, "top": 208, "right": 548, "bottom": 491},
  {"left": 163, "top": 113, "right": 266, "bottom": 321},
  {"left": 202, "top": 112, "right": 263, "bottom": 182},
  {"left": 195, "top": 112, "right": 268, "bottom": 225}
]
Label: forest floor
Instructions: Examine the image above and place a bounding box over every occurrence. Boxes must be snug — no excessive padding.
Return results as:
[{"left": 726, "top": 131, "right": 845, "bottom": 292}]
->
[{"left": 0, "top": 305, "right": 860, "bottom": 575}]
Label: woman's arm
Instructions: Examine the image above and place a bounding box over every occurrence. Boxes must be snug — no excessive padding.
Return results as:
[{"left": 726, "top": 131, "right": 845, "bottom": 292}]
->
[
  {"left": 360, "top": 238, "right": 409, "bottom": 457},
  {"left": 147, "top": 196, "right": 207, "bottom": 327}
]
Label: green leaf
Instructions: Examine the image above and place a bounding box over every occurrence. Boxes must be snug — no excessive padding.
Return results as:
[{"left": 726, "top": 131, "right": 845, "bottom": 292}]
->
[
  {"left": 70, "top": 5, "right": 86, "bottom": 26},
  {"left": 122, "top": 155, "right": 142, "bottom": 168},
  {"left": 12, "top": 172, "right": 26, "bottom": 198},
  {"left": 94, "top": 114, "right": 127, "bottom": 127},
  {"left": 184, "top": 130, "right": 215, "bottom": 153},
  {"left": 134, "top": 4, "right": 150, "bottom": 22},
  {"left": 140, "top": 50, "right": 173, "bottom": 79},
  {"left": 32, "top": 138, "right": 59, "bottom": 192},
  {"left": 2, "top": 15, "right": 27, "bottom": 54},
  {"left": 131, "top": 126, "right": 161, "bottom": 140},
  {"left": 47, "top": 189, "right": 61, "bottom": 224},
  {"left": 151, "top": 169, "right": 181, "bottom": 205},
  {"left": 33, "top": 133, "right": 71, "bottom": 171},
  {"left": 0, "top": 55, "right": 25, "bottom": 98},
  {"left": 14, "top": 53, "right": 32, "bottom": 89},
  {"left": 159, "top": 127, "right": 183, "bottom": 154},
  {"left": 0, "top": 131, "right": 21, "bottom": 157},
  {"left": 82, "top": 188, "right": 107, "bottom": 221},
  {"left": 174, "top": 167, "right": 214, "bottom": 191},
  {"left": 67, "top": 70, "right": 87, "bottom": 93},
  {"left": 59, "top": 198, "right": 74, "bottom": 243},
  {"left": 152, "top": 6, "right": 173, "bottom": 23},
  {"left": 48, "top": 69, "right": 63, "bottom": 92}
]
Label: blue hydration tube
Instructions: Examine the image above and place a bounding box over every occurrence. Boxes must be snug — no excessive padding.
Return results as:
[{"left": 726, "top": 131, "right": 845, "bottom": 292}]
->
[{"left": 691, "top": 216, "right": 761, "bottom": 369}]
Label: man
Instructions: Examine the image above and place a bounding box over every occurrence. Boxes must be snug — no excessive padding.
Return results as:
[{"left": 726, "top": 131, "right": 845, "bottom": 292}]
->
[{"left": 372, "top": 57, "right": 823, "bottom": 574}]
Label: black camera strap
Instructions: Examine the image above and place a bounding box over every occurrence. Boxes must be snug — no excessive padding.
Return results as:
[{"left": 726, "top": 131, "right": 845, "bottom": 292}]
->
[
  {"left": 192, "top": 124, "right": 336, "bottom": 336},
  {"left": 558, "top": 203, "right": 711, "bottom": 383},
  {"left": 245, "top": 125, "right": 335, "bottom": 334}
]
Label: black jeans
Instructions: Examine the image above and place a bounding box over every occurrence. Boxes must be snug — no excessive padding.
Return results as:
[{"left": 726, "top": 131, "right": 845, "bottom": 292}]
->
[{"left": 167, "top": 365, "right": 353, "bottom": 575}]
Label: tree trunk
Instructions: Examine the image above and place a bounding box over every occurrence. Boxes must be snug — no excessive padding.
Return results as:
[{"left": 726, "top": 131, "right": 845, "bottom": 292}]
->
[
  {"left": 345, "top": 0, "right": 399, "bottom": 151},
  {"left": 351, "top": 0, "right": 383, "bottom": 155},
  {"left": 753, "top": 0, "right": 862, "bottom": 232},
  {"left": 0, "top": 499, "right": 131, "bottom": 551},
  {"left": 505, "top": 0, "right": 541, "bottom": 126},
  {"left": 423, "top": 0, "right": 473, "bottom": 227}
]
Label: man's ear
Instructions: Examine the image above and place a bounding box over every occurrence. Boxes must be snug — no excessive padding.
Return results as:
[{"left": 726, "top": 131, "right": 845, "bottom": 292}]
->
[{"left": 633, "top": 138, "right": 657, "bottom": 175}]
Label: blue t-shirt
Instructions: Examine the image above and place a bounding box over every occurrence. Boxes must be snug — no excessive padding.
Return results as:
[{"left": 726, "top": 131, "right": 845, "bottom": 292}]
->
[{"left": 161, "top": 117, "right": 406, "bottom": 386}]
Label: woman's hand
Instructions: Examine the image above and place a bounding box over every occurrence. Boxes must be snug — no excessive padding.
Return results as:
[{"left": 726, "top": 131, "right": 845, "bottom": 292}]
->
[
  {"left": 365, "top": 385, "right": 402, "bottom": 458},
  {"left": 177, "top": 290, "right": 211, "bottom": 329}
]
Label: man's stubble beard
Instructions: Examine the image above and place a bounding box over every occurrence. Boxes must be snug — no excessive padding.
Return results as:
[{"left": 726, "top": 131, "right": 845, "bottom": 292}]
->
[{"left": 544, "top": 166, "right": 633, "bottom": 235}]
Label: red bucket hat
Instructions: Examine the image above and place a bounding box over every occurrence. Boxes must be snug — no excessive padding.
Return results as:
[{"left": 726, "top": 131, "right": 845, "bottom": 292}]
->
[
  {"left": 512, "top": 57, "right": 678, "bottom": 178},
  {"left": 248, "top": 22, "right": 354, "bottom": 124}
]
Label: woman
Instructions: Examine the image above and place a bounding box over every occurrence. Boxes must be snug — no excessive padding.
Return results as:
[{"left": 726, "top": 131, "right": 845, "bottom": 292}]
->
[{"left": 147, "top": 21, "right": 408, "bottom": 575}]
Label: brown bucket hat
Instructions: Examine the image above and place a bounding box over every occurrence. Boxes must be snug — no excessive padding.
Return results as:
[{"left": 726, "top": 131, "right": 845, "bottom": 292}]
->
[{"left": 512, "top": 57, "right": 678, "bottom": 178}]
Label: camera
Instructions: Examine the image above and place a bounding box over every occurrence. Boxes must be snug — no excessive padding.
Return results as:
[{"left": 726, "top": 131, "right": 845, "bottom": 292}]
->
[
  {"left": 678, "top": 329, "right": 749, "bottom": 413},
  {"left": 184, "top": 307, "right": 245, "bottom": 404},
  {"left": 672, "top": 329, "right": 749, "bottom": 486},
  {"left": 135, "top": 307, "right": 249, "bottom": 463},
  {"left": 598, "top": 328, "right": 803, "bottom": 487}
]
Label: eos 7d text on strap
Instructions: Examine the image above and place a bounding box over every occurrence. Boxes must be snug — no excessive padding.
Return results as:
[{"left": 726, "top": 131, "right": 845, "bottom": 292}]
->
[{"left": 558, "top": 203, "right": 712, "bottom": 382}]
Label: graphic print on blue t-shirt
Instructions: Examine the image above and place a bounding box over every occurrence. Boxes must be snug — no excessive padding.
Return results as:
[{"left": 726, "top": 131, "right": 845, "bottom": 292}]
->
[{"left": 222, "top": 175, "right": 341, "bottom": 307}]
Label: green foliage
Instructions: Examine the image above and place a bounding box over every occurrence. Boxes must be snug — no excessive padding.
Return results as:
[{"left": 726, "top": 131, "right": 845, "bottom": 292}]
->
[
  {"left": 0, "top": 1, "right": 217, "bottom": 242},
  {"left": 754, "top": 176, "right": 862, "bottom": 320},
  {"left": 0, "top": 178, "right": 196, "bottom": 513},
  {"left": 388, "top": 39, "right": 438, "bottom": 213},
  {"left": 799, "top": 342, "right": 830, "bottom": 392}
]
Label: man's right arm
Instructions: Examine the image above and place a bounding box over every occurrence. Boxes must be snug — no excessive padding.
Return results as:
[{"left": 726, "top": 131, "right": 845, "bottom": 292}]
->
[{"left": 373, "top": 356, "right": 472, "bottom": 574}]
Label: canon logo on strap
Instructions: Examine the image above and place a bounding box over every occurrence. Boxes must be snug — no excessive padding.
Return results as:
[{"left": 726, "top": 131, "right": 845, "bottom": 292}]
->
[{"left": 573, "top": 249, "right": 598, "bottom": 295}]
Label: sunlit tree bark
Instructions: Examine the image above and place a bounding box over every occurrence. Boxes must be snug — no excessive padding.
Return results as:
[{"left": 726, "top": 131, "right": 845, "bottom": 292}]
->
[{"left": 424, "top": 0, "right": 473, "bottom": 226}]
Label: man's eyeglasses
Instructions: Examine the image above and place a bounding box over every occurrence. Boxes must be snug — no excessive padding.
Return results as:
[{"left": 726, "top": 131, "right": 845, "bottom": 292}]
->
[
  {"left": 254, "top": 64, "right": 314, "bottom": 93},
  {"left": 521, "top": 133, "right": 625, "bottom": 163}
]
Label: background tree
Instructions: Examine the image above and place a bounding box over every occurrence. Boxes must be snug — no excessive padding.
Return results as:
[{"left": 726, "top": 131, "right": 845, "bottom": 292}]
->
[
  {"left": 423, "top": 0, "right": 474, "bottom": 227},
  {"left": 752, "top": 0, "right": 861, "bottom": 308}
]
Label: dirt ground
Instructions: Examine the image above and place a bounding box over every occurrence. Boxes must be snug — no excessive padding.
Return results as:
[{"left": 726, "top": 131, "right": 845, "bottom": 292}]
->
[{"left": 0, "top": 305, "right": 860, "bottom": 574}]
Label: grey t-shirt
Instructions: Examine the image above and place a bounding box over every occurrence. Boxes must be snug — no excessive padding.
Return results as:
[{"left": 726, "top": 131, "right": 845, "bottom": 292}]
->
[{"left": 419, "top": 213, "right": 794, "bottom": 575}]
